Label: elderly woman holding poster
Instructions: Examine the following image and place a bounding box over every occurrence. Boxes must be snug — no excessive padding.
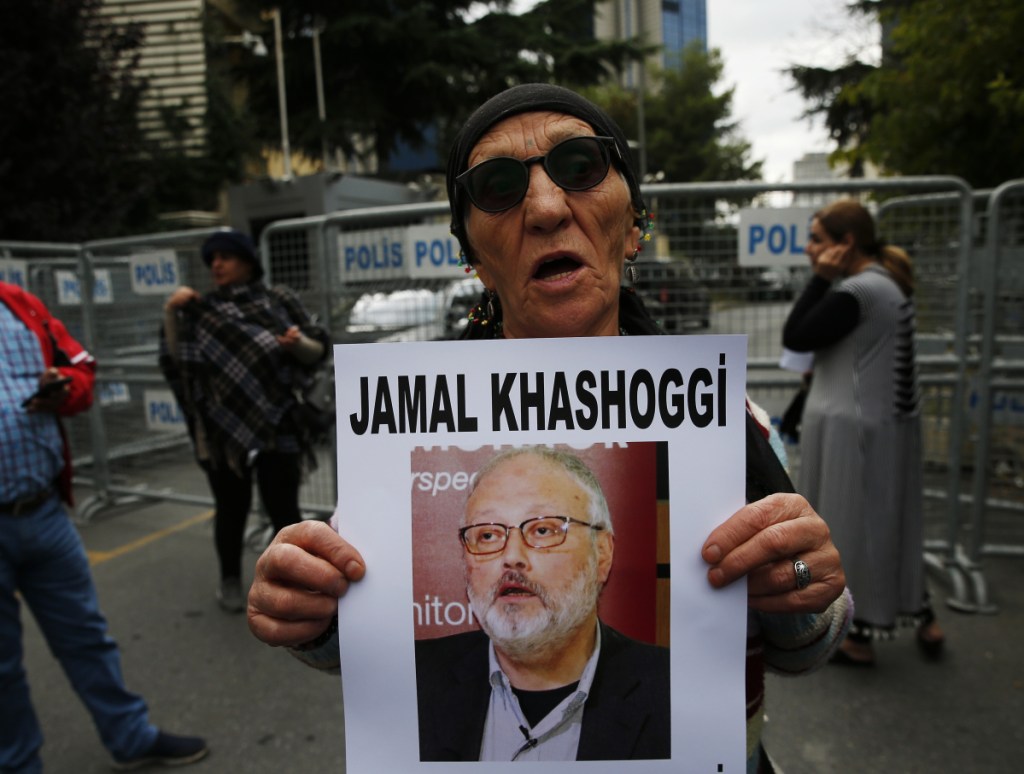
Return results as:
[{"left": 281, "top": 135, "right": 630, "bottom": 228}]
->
[{"left": 247, "top": 84, "right": 851, "bottom": 772}]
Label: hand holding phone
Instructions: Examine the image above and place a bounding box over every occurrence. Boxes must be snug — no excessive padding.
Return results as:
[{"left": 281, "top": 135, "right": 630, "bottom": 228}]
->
[{"left": 22, "top": 376, "right": 73, "bottom": 409}]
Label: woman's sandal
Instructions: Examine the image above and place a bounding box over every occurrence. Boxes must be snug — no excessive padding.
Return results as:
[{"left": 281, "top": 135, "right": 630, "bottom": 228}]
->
[
  {"left": 829, "top": 648, "right": 875, "bottom": 667},
  {"left": 829, "top": 639, "right": 876, "bottom": 667},
  {"left": 916, "top": 619, "right": 946, "bottom": 660}
]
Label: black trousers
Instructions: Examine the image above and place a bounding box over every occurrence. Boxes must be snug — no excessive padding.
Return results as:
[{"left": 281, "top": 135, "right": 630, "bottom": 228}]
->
[{"left": 203, "top": 452, "right": 303, "bottom": 580}]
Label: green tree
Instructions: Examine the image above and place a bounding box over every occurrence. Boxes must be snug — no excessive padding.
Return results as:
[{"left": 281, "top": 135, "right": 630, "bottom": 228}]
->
[
  {"left": 786, "top": 60, "right": 877, "bottom": 177},
  {"left": 788, "top": 0, "right": 1024, "bottom": 187},
  {"left": 585, "top": 45, "right": 762, "bottom": 183},
  {"left": 645, "top": 46, "right": 762, "bottom": 183},
  {"left": 225, "top": 0, "right": 645, "bottom": 174},
  {"left": 0, "top": 0, "right": 256, "bottom": 240},
  {"left": 584, "top": 45, "right": 762, "bottom": 262},
  {"left": 0, "top": 0, "right": 151, "bottom": 240}
]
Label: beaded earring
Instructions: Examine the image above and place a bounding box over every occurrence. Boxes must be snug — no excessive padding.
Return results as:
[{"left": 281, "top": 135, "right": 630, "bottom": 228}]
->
[
  {"left": 626, "top": 208, "right": 655, "bottom": 282},
  {"left": 636, "top": 208, "right": 655, "bottom": 255},
  {"left": 466, "top": 290, "right": 501, "bottom": 334}
]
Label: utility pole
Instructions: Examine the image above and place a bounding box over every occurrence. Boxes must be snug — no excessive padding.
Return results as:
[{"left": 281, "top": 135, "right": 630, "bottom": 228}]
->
[
  {"left": 635, "top": 0, "right": 648, "bottom": 180},
  {"left": 262, "top": 8, "right": 292, "bottom": 180},
  {"left": 312, "top": 22, "right": 328, "bottom": 168}
]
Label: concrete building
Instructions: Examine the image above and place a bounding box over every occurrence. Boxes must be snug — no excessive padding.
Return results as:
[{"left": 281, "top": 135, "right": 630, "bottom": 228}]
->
[
  {"left": 595, "top": 0, "right": 707, "bottom": 87},
  {"left": 791, "top": 152, "right": 840, "bottom": 206},
  {"left": 792, "top": 151, "right": 880, "bottom": 205},
  {"left": 92, "top": 1, "right": 417, "bottom": 229},
  {"left": 793, "top": 152, "right": 839, "bottom": 180},
  {"left": 97, "top": 0, "right": 208, "bottom": 156}
]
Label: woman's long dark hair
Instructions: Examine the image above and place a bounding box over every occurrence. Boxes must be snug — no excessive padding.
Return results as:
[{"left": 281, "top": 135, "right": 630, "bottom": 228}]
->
[{"left": 816, "top": 200, "right": 914, "bottom": 296}]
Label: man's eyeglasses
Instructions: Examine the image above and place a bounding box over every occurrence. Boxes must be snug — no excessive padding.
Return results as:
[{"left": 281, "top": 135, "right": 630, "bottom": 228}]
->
[
  {"left": 459, "top": 516, "right": 603, "bottom": 555},
  {"left": 456, "top": 135, "right": 619, "bottom": 213}
]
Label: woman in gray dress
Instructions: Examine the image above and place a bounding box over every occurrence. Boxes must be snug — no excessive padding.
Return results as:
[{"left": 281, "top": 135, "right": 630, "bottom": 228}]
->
[{"left": 783, "top": 199, "right": 944, "bottom": 665}]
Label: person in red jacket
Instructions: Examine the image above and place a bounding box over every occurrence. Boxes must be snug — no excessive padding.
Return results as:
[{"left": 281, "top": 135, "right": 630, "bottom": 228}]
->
[{"left": 0, "top": 282, "right": 208, "bottom": 771}]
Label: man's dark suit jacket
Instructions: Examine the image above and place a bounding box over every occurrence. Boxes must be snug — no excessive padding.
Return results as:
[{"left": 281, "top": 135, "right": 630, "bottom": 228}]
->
[{"left": 415, "top": 621, "right": 670, "bottom": 761}]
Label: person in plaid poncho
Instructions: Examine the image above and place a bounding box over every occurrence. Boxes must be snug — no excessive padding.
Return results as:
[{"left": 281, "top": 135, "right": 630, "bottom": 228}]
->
[{"left": 160, "top": 230, "right": 331, "bottom": 613}]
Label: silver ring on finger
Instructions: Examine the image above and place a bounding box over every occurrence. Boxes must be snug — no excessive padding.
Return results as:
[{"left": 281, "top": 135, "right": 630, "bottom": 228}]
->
[{"left": 793, "top": 559, "right": 812, "bottom": 590}]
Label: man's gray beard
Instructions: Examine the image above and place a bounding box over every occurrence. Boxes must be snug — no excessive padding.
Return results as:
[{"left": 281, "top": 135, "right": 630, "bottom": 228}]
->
[{"left": 467, "top": 554, "right": 602, "bottom": 660}]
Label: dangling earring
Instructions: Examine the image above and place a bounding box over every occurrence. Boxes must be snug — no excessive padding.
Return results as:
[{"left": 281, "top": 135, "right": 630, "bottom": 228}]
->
[
  {"left": 635, "top": 208, "right": 655, "bottom": 257},
  {"left": 467, "top": 289, "right": 500, "bottom": 332},
  {"left": 626, "top": 208, "right": 654, "bottom": 285},
  {"left": 639, "top": 208, "right": 655, "bottom": 245},
  {"left": 626, "top": 258, "right": 639, "bottom": 284},
  {"left": 634, "top": 208, "right": 651, "bottom": 250}
]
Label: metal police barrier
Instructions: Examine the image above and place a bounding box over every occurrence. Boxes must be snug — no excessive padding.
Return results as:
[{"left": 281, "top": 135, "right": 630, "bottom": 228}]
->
[
  {"left": 257, "top": 176, "right": 977, "bottom": 609},
  {"left": 873, "top": 187, "right": 1024, "bottom": 613},
  {"left": 81, "top": 227, "right": 339, "bottom": 522},
  {"left": 73, "top": 229, "right": 230, "bottom": 520},
  {"left": 644, "top": 179, "right": 979, "bottom": 614},
  {"left": 10, "top": 175, "right": 1013, "bottom": 615},
  {"left": 2, "top": 230, "right": 338, "bottom": 530},
  {"left": 872, "top": 187, "right": 982, "bottom": 610},
  {"left": 259, "top": 203, "right": 461, "bottom": 343},
  {"left": 953, "top": 180, "right": 1024, "bottom": 612}
]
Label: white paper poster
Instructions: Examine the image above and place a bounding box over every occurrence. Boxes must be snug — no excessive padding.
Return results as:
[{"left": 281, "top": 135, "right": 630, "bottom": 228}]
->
[{"left": 334, "top": 335, "right": 748, "bottom": 773}]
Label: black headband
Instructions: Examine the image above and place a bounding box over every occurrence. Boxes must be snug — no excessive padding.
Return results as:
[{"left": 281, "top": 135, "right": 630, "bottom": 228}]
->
[{"left": 446, "top": 83, "right": 646, "bottom": 262}]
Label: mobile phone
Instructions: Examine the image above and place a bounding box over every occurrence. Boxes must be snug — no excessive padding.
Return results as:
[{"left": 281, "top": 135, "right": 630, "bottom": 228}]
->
[{"left": 21, "top": 376, "right": 73, "bottom": 408}]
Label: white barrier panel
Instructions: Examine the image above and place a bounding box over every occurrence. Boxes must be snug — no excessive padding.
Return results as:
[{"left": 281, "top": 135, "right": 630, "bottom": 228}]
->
[
  {"left": 98, "top": 381, "right": 131, "bottom": 407},
  {"left": 338, "top": 226, "right": 407, "bottom": 281},
  {"left": 339, "top": 224, "right": 463, "bottom": 281},
  {"left": 55, "top": 269, "right": 113, "bottom": 305},
  {"left": 405, "top": 224, "right": 462, "bottom": 277},
  {"left": 130, "top": 250, "right": 180, "bottom": 295},
  {"left": 0, "top": 258, "right": 28, "bottom": 288},
  {"left": 969, "top": 378, "right": 1024, "bottom": 427},
  {"left": 144, "top": 388, "right": 187, "bottom": 431},
  {"left": 737, "top": 206, "right": 816, "bottom": 267}
]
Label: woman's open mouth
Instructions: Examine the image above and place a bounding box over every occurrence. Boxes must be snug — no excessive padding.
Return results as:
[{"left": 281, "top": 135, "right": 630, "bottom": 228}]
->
[{"left": 533, "top": 255, "right": 581, "bottom": 281}]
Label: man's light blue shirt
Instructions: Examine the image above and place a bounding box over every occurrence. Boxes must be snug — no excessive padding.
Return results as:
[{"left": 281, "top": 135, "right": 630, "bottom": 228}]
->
[{"left": 0, "top": 301, "right": 64, "bottom": 501}]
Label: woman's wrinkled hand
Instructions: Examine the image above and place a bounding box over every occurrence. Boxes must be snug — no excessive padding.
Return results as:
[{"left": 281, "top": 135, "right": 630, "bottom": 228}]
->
[
  {"left": 247, "top": 520, "right": 366, "bottom": 648},
  {"left": 702, "top": 493, "right": 845, "bottom": 614}
]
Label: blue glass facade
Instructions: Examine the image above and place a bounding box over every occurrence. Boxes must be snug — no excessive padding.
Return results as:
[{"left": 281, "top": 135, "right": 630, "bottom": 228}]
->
[{"left": 661, "top": 0, "right": 707, "bottom": 68}]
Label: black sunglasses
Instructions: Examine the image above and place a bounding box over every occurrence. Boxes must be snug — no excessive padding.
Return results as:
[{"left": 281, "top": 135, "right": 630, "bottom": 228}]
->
[{"left": 456, "top": 135, "right": 620, "bottom": 213}]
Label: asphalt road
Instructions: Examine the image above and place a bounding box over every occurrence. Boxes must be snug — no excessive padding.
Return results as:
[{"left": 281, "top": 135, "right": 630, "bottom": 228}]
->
[
  {"left": 17, "top": 301, "right": 1022, "bottom": 772},
  {"left": 19, "top": 482, "right": 1022, "bottom": 773},
  {"left": 20, "top": 491, "right": 346, "bottom": 774},
  {"left": 763, "top": 549, "right": 1023, "bottom": 774}
]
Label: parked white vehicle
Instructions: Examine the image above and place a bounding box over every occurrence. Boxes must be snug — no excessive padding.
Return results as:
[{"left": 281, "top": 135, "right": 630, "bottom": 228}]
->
[{"left": 345, "top": 277, "right": 485, "bottom": 342}]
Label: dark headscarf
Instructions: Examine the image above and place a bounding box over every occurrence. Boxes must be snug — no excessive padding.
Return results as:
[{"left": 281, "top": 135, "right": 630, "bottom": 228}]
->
[
  {"left": 446, "top": 83, "right": 647, "bottom": 263},
  {"left": 201, "top": 229, "right": 263, "bottom": 281}
]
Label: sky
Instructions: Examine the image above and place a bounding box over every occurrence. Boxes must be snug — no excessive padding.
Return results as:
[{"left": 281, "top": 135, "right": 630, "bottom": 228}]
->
[
  {"left": 706, "top": 0, "right": 868, "bottom": 182},
  {"left": 509, "top": 0, "right": 877, "bottom": 183}
]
